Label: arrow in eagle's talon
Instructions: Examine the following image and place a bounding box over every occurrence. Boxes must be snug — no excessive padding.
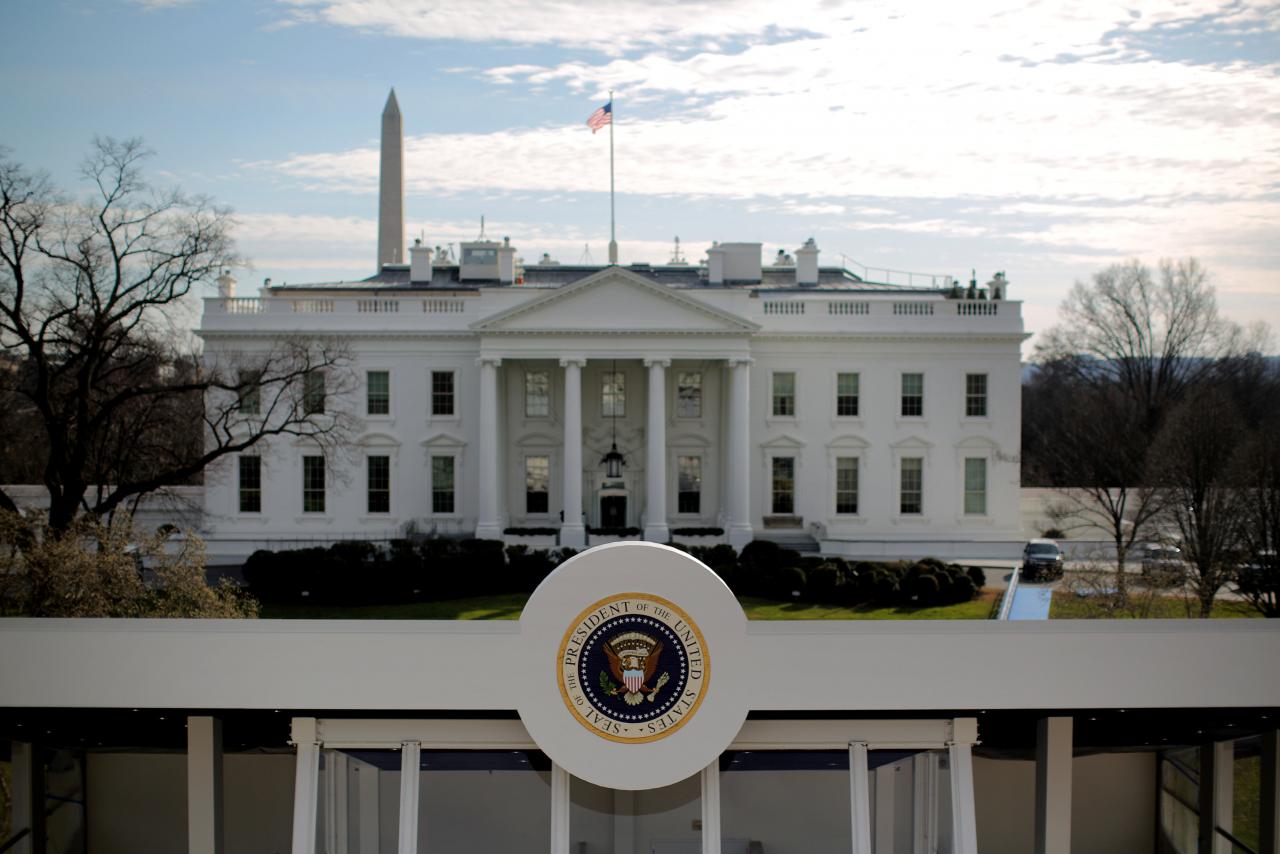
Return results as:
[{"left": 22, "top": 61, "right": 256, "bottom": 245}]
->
[{"left": 646, "top": 672, "right": 670, "bottom": 702}]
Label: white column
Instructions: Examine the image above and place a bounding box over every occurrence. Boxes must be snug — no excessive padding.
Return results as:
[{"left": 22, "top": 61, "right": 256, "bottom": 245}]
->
[
  {"left": 188, "top": 716, "right": 224, "bottom": 854},
  {"left": 701, "top": 760, "right": 722, "bottom": 854},
  {"left": 11, "top": 741, "right": 33, "bottom": 854},
  {"left": 725, "top": 358, "right": 754, "bottom": 550},
  {"left": 398, "top": 741, "right": 422, "bottom": 854},
  {"left": 551, "top": 762, "right": 571, "bottom": 854},
  {"left": 290, "top": 718, "right": 321, "bottom": 854},
  {"left": 351, "top": 756, "right": 381, "bottom": 854},
  {"left": 475, "top": 357, "right": 503, "bottom": 539},
  {"left": 560, "top": 358, "right": 587, "bottom": 548},
  {"left": 849, "top": 742, "right": 873, "bottom": 854},
  {"left": 911, "top": 753, "right": 935, "bottom": 854},
  {"left": 323, "top": 749, "right": 349, "bottom": 854},
  {"left": 1035, "top": 717, "right": 1072, "bottom": 854},
  {"left": 948, "top": 733, "right": 980, "bottom": 854},
  {"left": 1263, "top": 730, "right": 1278, "bottom": 854},
  {"left": 644, "top": 358, "right": 671, "bottom": 542}
]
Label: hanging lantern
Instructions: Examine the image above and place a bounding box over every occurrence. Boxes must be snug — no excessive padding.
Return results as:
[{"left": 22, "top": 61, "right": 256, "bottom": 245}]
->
[{"left": 601, "top": 442, "right": 625, "bottom": 479}]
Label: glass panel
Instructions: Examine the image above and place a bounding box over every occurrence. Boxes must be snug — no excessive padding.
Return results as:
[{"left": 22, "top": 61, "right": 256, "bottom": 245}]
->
[
  {"left": 1233, "top": 738, "right": 1262, "bottom": 854},
  {"left": 367, "top": 370, "right": 390, "bottom": 415},
  {"left": 836, "top": 457, "right": 858, "bottom": 514},
  {"left": 836, "top": 372, "right": 859, "bottom": 417},
  {"left": 678, "top": 455, "right": 701, "bottom": 514},
  {"left": 677, "top": 371, "right": 702, "bottom": 418},
  {"left": 1160, "top": 749, "right": 1200, "bottom": 853},
  {"left": 367, "top": 455, "right": 390, "bottom": 514},
  {"left": 526, "top": 455, "right": 550, "bottom": 514},
  {"left": 432, "top": 456, "right": 455, "bottom": 514},
  {"left": 964, "top": 458, "right": 986, "bottom": 515},
  {"left": 965, "top": 373, "right": 987, "bottom": 417},
  {"left": 900, "top": 458, "right": 922, "bottom": 514},
  {"left": 772, "top": 457, "right": 795, "bottom": 514},
  {"left": 573, "top": 771, "right": 702, "bottom": 854},
  {"left": 303, "top": 456, "right": 325, "bottom": 513},
  {"left": 772, "top": 372, "right": 796, "bottom": 417},
  {"left": 525, "top": 370, "right": 550, "bottom": 417},
  {"left": 721, "top": 751, "right": 850, "bottom": 854},
  {"left": 432, "top": 371, "right": 455, "bottom": 416},
  {"left": 602, "top": 371, "right": 626, "bottom": 418}
]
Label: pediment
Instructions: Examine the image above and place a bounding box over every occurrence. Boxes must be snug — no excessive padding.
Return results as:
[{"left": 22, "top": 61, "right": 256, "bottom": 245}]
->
[
  {"left": 891, "top": 435, "right": 934, "bottom": 450},
  {"left": 827, "top": 434, "right": 870, "bottom": 449},
  {"left": 472, "top": 268, "right": 758, "bottom": 335},
  {"left": 420, "top": 432, "right": 467, "bottom": 449},
  {"left": 761, "top": 433, "right": 807, "bottom": 450}
]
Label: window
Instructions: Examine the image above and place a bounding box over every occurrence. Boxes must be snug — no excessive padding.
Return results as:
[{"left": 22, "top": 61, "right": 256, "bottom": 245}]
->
[
  {"left": 302, "top": 456, "right": 325, "bottom": 513},
  {"left": 431, "top": 456, "right": 455, "bottom": 514},
  {"left": 676, "top": 372, "right": 702, "bottom": 418},
  {"left": 525, "top": 455, "right": 550, "bottom": 514},
  {"left": 836, "top": 372, "right": 860, "bottom": 417},
  {"left": 772, "top": 372, "right": 796, "bottom": 417},
  {"left": 237, "top": 370, "right": 261, "bottom": 415},
  {"left": 677, "top": 455, "right": 702, "bottom": 514},
  {"left": 771, "top": 457, "right": 795, "bottom": 514},
  {"left": 431, "top": 371, "right": 455, "bottom": 416},
  {"left": 364, "top": 455, "right": 390, "bottom": 513},
  {"left": 901, "top": 373, "right": 923, "bottom": 417},
  {"left": 602, "top": 371, "right": 625, "bottom": 418},
  {"left": 525, "top": 371, "right": 550, "bottom": 417},
  {"left": 367, "top": 370, "right": 390, "bottom": 415},
  {"left": 964, "top": 457, "right": 987, "bottom": 515},
  {"left": 965, "top": 373, "right": 988, "bottom": 417},
  {"left": 238, "top": 455, "right": 261, "bottom": 513},
  {"left": 303, "top": 370, "right": 325, "bottom": 415},
  {"left": 835, "top": 457, "right": 858, "bottom": 514},
  {"left": 900, "top": 457, "right": 923, "bottom": 515}
]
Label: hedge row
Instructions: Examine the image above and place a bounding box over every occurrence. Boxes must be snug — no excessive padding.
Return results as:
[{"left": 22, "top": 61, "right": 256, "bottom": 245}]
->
[{"left": 242, "top": 537, "right": 986, "bottom": 608}]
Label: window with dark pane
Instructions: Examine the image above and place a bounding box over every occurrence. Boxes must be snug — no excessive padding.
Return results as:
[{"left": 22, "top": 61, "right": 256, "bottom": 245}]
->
[
  {"left": 676, "top": 371, "right": 702, "bottom": 418},
  {"left": 367, "top": 370, "right": 390, "bottom": 415},
  {"left": 237, "top": 370, "right": 261, "bottom": 415},
  {"left": 432, "top": 456, "right": 455, "bottom": 514},
  {"left": 900, "top": 457, "right": 923, "bottom": 514},
  {"left": 964, "top": 457, "right": 987, "bottom": 515},
  {"left": 965, "top": 372, "right": 988, "bottom": 417},
  {"left": 772, "top": 372, "right": 796, "bottom": 417},
  {"left": 431, "top": 371, "right": 455, "bottom": 416},
  {"left": 601, "top": 371, "right": 625, "bottom": 418},
  {"left": 677, "top": 455, "right": 702, "bottom": 514},
  {"left": 238, "top": 455, "right": 261, "bottom": 513},
  {"left": 771, "top": 456, "right": 795, "bottom": 514},
  {"left": 302, "top": 455, "right": 326, "bottom": 513},
  {"left": 835, "top": 456, "right": 858, "bottom": 514},
  {"left": 303, "top": 370, "right": 326, "bottom": 415},
  {"left": 525, "top": 370, "right": 550, "bottom": 417},
  {"left": 836, "top": 372, "right": 859, "bottom": 417},
  {"left": 367, "top": 455, "right": 390, "bottom": 513},
  {"left": 901, "top": 373, "right": 923, "bottom": 417},
  {"left": 526, "top": 455, "right": 550, "bottom": 514}
]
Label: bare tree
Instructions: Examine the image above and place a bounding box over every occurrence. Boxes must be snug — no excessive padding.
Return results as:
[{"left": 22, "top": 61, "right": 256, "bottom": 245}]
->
[
  {"left": 1149, "top": 387, "right": 1247, "bottom": 617},
  {"left": 1233, "top": 416, "right": 1280, "bottom": 617},
  {"left": 0, "top": 138, "right": 354, "bottom": 536}
]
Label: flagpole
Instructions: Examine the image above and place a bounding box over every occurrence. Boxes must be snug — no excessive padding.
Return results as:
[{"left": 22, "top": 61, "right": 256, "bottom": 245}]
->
[{"left": 608, "top": 88, "right": 617, "bottom": 265}]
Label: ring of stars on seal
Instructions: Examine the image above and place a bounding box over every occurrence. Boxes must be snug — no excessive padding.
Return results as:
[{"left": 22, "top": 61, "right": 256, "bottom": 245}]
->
[{"left": 558, "top": 592, "right": 710, "bottom": 744}]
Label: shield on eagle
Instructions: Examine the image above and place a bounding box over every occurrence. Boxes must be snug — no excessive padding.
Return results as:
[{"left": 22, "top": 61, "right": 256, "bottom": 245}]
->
[{"left": 605, "top": 631, "right": 665, "bottom": 705}]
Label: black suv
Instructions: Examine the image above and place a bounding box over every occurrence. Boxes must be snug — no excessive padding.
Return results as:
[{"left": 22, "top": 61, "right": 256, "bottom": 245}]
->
[{"left": 1022, "top": 539, "right": 1064, "bottom": 582}]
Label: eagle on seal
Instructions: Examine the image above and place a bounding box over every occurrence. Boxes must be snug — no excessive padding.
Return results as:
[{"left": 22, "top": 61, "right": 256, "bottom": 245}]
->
[{"left": 604, "top": 631, "right": 667, "bottom": 706}]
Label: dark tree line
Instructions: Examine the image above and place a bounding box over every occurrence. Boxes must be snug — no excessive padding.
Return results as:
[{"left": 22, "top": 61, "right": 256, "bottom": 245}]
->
[{"left": 1023, "top": 258, "right": 1278, "bottom": 615}]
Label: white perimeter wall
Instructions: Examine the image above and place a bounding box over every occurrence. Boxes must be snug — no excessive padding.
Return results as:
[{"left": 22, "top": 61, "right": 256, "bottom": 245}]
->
[{"left": 84, "top": 751, "right": 1153, "bottom": 854}]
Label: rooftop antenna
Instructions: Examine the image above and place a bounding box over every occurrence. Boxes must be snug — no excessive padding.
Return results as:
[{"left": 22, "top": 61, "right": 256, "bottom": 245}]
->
[
  {"left": 580, "top": 243, "right": 595, "bottom": 264},
  {"left": 478, "top": 215, "right": 486, "bottom": 240},
  {"left": 670, "top": 236, "right": 686, "bottom": 265}
]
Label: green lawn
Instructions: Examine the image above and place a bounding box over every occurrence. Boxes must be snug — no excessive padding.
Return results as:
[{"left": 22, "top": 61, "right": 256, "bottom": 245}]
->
[
  {"left": 1049, "top": 593, "right": 1261, "bottom": 619},
  {"left": 260, "top": 590, "right": 999, "bottom": 621}
]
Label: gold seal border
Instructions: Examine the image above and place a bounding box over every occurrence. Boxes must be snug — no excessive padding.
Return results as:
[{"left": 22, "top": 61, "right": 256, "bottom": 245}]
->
[{"left": 557, "top": 591, "right": 711, "bottom": 745}]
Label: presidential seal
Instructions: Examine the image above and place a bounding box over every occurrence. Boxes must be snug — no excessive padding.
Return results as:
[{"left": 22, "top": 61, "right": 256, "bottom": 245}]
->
[{"left": 558, "top": 592, "right": 709, "bottom": 744}]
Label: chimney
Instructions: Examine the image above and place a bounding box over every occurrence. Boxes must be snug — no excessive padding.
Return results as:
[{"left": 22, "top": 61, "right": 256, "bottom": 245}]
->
[
  {"left": 409, "top": 238, "right": 433, "bottom": 284},
  {"left": 720, "top": 242, "right": 762, "bottom": 283},
  {"left": 795, "top": 238, "right": 819, "bottom": 286},
  {"left": 707, "top": 242, "right": 726, "bottom": 284},
  {"left": 497, "top": 236, "right": 516, "bottom": 284},
  {"left": 215, "top": 269, "right": 236, "bottom": 298},
  {"left": 988, "top": 271, "right": 1008, "bottom": 300},
  {"left": 377, "top": 88, "right": 405, "bottom": 270}
]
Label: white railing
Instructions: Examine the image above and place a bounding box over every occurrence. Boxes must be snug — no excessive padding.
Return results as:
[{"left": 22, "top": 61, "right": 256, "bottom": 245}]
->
[
  {"left": 838, "top": 255, "right": 954, "bottom": 289},
  {"left": 357, "top": 299, "right": 400, "bottom": 313},
  {"left": 291, "top": 299, "right": 335, "bottom": 314},
  {"left": 956, "top": 301, "right": 999, "bottom": 316},
  {"left": 218, "top": 298, "right": 265, "bottom": 314},
  {"left": 423, "top": 299, "right": 466, "bottom": 314},
  {"left": 828, "top": 301, "right": 870, "bottom": 315},
  {"left": 763, "top": 301, "right": 805, "bottom": 315},
  {"left": 892, "top": 302, "right": 934, "bottom": 316},
  {"left": 997, "top": 566, "right": 1022, "bottom": 620}
]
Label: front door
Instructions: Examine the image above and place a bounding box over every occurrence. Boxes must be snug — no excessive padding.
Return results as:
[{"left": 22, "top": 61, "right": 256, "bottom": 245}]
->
[{"left": 601, "top": 495, "right": 626, "bottom": 528}]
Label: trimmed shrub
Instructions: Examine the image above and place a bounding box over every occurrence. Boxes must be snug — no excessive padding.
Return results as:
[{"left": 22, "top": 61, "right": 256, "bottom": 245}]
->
[
  {"left": 806, "top": 561, "right": 844, "bottom": 602},
  {"left": 966, "top": 565, "right": 987, "bottom": 590}
]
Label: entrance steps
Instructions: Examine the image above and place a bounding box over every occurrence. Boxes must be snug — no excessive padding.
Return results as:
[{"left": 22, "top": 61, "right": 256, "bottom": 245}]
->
[{"left": 752, "top": 530, "right": 821, "bottom": 554}]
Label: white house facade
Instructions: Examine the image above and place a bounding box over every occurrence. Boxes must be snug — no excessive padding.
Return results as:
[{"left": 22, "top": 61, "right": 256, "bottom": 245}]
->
[{"left": 198, "top": 95, "right": 1026, "bottom": 560}]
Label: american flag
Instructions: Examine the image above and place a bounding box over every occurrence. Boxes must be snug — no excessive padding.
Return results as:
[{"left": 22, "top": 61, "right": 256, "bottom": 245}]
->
[{"left": 586, "top": 101, "right": 612, "bottom": 133}]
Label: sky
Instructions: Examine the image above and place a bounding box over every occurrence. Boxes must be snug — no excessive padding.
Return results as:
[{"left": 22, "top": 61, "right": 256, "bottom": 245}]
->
[{"left": 4, "top": 0, "right": 1279, "bottom": 358}]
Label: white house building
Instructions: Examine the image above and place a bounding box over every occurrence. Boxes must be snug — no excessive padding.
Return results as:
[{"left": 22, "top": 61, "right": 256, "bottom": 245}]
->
[{"left": 199, "top": 92, "right": 1026, "bottom": 560}]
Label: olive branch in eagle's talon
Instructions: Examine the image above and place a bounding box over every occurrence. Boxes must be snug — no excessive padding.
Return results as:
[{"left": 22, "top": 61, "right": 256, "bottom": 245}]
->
[{"left": 599, "top": 670, "right": 621, "bottom": 696}]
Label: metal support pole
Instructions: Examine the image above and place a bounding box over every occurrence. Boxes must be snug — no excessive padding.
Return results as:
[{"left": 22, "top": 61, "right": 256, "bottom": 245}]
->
[
  {"left": 551, "top": 762, "right": 571, "bottom": 854},
  {"left": 701, "top": 760, "right": 722, "bottom": 854},
  {"left": 1263, "top": 730, "right": 1279, "bottom": 854},
  {"left": 397, "top": 741, "right": 421, "bottom": 854},
  {"left": 850, "top": 742, "right": 873, "bottom": 854},
  {"left": 1199, "top": 741, "right": 1234, "bottom": 854},
  {"left": 290, "top": 719, "right": 321, "bottom": 854},
  {"left": 188, "top": 716, "right": 224, "bottom": 854}
]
